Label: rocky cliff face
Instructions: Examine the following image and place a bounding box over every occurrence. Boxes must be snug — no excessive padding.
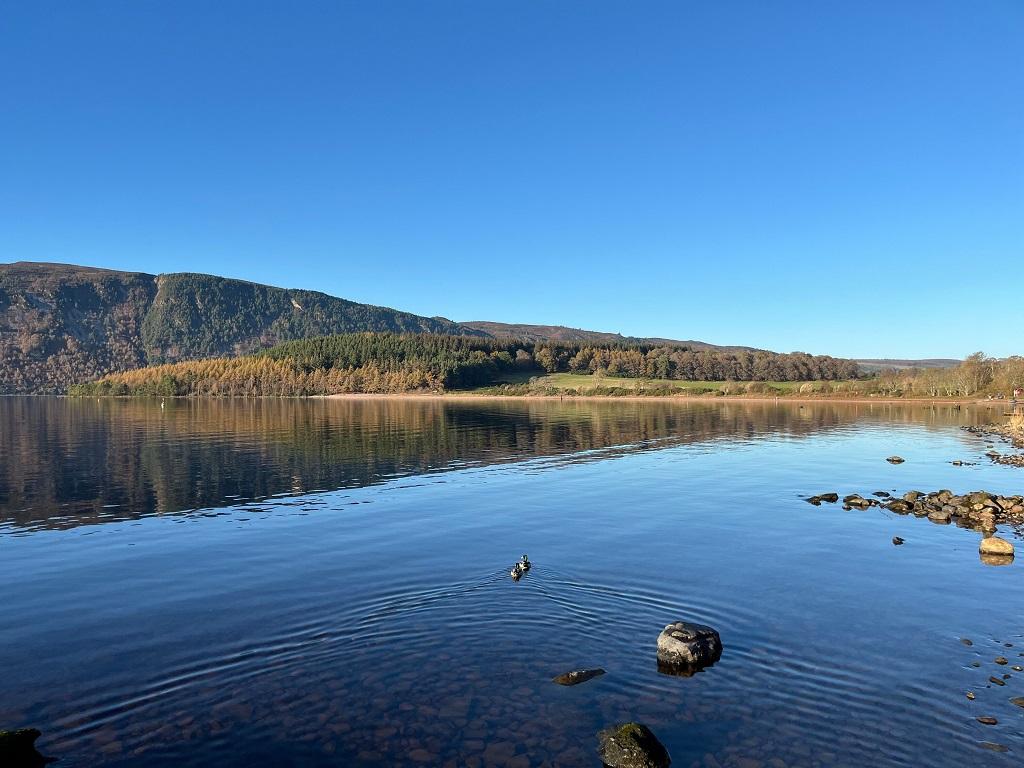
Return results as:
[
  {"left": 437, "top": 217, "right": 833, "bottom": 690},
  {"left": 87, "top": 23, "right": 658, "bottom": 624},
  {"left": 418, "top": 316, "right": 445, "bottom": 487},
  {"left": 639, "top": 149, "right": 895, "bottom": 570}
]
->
[{"left": 0, "top": 262, "right": 482, "bottom": 393}]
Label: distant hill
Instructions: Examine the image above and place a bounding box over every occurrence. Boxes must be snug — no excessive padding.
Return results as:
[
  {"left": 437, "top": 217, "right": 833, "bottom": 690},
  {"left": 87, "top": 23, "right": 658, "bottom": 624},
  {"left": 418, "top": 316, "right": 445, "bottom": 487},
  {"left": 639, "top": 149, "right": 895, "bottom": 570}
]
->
[
  {"left": 853, "top": 358, "right": 960, "bottom": 373},
  {"left": 460, "top": 321, "right": 757, "bottom": 353},
  {"left": 0, "top": 262, "right": 481, "bottom": 393}
]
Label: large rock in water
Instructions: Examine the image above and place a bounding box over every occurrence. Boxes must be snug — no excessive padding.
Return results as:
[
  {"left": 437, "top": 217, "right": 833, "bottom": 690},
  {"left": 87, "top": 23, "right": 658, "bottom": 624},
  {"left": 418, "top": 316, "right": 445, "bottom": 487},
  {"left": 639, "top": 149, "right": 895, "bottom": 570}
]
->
[
  {"left": 597, "top": 722, "right": 670, "bottom": 768},
  {"left": 0, "top": 729, "right": 48, "bottom": 767},
  {"left": 656, "top": 621, "right": 722, "bottom": 673},
  {"left": 979, "top": 537, "right": 1014, "bottom": 557}
]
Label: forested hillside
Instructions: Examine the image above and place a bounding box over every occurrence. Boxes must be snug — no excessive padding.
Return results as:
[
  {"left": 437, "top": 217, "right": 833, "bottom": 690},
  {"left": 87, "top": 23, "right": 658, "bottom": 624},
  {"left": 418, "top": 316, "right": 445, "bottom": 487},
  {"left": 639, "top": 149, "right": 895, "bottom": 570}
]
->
[
  {"left": 0, "top": 263, "right": 157, "bottom": 393},
  {"left": 0, "top": 262, "right": 481, "bottom": 393},
  {"left": 71, "top": 332, "right": 861, "bottom": 397},
  {"left": 142, "top": 273, "right": 475, "bottom": 363},
  {"left": 459, "top": 321, "right": 756, "bottom": 352}
]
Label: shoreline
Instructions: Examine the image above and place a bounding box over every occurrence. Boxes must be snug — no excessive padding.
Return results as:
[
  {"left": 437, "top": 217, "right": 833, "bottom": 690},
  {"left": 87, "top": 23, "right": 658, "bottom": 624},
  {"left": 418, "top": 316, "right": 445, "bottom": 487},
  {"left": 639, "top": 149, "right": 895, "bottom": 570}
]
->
[{"left": 322, "top": 392, "right": 1004, "bottom": 406}]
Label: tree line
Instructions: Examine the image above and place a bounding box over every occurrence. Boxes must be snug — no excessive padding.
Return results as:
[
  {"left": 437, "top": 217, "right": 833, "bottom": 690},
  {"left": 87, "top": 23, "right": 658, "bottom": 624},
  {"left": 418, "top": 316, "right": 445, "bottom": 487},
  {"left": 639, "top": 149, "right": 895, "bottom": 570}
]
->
[
  {"left": 69, "top": 332, "right": 862, "bottom": 397},
  {"left": 868, "top": 353, "right": 1024, "bottom": 398}
]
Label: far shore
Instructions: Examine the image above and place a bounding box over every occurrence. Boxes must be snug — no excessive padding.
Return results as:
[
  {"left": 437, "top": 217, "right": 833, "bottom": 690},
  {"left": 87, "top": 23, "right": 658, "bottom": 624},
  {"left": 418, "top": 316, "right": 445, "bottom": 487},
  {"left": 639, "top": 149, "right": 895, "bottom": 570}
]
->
[{"left": 322, "top": 392, "right": 1009, "bottom": 406}]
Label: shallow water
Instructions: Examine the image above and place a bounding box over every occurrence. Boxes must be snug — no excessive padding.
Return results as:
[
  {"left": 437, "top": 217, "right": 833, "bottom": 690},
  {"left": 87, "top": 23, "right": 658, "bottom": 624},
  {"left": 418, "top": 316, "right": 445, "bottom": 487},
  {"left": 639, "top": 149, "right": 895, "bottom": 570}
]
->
[{"left": 1, "top": 396, "right": 1022, "bottom": 767}]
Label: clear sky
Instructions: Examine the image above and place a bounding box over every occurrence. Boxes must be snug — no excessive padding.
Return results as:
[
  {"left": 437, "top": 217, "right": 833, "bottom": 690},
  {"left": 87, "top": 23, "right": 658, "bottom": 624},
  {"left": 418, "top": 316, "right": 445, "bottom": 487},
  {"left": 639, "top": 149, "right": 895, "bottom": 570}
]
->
[{"left": 1, "top": 1, "right": 1021, "bottom": 358}]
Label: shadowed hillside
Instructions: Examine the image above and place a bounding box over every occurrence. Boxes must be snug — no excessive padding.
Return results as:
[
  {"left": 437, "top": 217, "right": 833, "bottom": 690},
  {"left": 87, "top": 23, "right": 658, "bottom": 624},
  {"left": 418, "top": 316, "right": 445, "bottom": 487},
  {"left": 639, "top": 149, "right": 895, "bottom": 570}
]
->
[{"left": 0, "top": 262, "right": 482, "bottom": 393}]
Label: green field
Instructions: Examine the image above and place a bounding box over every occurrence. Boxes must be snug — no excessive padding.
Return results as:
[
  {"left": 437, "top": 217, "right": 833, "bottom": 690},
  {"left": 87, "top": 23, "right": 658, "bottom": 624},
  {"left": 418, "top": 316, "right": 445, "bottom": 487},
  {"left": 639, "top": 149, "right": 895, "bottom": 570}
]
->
[
  {"left": 540, "top": 374, "right": 805, "bottom": 392},
  {"left": 471, "top": 372, "right": 816, "bottom": 395}
]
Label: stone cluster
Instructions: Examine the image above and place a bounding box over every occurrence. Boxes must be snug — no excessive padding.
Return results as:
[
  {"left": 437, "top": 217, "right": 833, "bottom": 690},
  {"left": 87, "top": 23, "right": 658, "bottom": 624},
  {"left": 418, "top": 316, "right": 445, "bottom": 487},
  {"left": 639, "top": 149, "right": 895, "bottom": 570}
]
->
[{"left": 808, "top": 489, "right": 1024, "bottom": 530}]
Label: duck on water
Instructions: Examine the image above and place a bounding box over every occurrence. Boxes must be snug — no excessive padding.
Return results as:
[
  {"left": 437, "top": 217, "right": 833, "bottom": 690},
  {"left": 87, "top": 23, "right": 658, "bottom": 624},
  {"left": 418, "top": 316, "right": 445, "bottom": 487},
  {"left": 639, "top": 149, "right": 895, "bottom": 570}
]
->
[{"left": 510, "top": 554, "right": 531, "bottom": 580}]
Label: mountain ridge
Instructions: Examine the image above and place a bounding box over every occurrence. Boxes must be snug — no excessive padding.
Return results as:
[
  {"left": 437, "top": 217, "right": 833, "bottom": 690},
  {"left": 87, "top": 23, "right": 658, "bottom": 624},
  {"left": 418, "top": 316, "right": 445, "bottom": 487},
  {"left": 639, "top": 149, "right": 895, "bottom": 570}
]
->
[
  {"left": 0, "top": 261, "right": 958, "bottom": 394},
  {"left": 459, "top": 321, "right": 757, "bottom": 352},
  {"left": 0, "top": 261, "right": 483, "bottom": 393}
]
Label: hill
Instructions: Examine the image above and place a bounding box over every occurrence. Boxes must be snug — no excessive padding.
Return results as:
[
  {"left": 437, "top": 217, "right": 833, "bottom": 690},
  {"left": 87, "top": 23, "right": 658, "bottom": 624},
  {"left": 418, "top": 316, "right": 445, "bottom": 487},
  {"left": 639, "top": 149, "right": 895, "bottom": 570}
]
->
[
  {"left": 459, "top": 321, "right": 757, "bottom": 352},
  {"left": 0, "top": 262, "right": 481, "bottom": 393},
  {"left": 853, "top": 358, "right": 960, "bottom": 373}
]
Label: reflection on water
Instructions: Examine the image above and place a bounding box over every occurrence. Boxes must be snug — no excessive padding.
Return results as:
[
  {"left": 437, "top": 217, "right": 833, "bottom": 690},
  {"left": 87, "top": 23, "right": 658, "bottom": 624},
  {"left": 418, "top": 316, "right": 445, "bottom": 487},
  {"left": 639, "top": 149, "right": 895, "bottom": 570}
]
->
[
  {"left": 0, "top": 397, "right": 1021, "bottom": 768},
  {"left": 0, "top": 396, "right": 997, "bottom": 532}
]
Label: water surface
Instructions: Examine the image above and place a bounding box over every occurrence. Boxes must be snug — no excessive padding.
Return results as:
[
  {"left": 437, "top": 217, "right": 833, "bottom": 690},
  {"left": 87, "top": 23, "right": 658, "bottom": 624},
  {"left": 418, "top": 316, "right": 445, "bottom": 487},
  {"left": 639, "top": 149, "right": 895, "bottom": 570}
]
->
[{"left": 1, "top": 397, "right": 1022, "bottom": 767}]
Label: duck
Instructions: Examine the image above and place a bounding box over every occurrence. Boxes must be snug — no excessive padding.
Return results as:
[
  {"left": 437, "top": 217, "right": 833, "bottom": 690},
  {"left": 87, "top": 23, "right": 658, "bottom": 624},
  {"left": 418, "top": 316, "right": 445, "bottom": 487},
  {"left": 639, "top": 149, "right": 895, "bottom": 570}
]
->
[
  {"left": 519, "top": 554, "right": 531, "bottom": 571},
  {"left": 510, "top": 562, "right": 524, "bottom": 580}
]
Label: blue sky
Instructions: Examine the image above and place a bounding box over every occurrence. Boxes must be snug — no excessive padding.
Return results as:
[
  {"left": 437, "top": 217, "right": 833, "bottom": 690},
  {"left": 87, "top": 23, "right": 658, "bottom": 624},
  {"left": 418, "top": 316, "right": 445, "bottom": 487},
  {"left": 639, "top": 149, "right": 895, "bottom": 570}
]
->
[{"left": 1, "top": 1, "right": 1021, "bottom": 358}]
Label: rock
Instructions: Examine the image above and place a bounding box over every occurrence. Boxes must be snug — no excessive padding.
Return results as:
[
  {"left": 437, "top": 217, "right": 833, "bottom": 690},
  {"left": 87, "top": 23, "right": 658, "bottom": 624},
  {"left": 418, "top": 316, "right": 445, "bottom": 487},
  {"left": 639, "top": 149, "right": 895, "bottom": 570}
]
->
[
  {"left": 552, "top": 668, "right": 606, "bottom": 686},
  {"left": 872, "top": 491, "right": 891, "bottom": 497},
  {"left": 989, "top": 676, "right": 1006, "bottom": 686},
  {"left": 903, "top": 491, "right": 923, "bottom": 502},
  {"left": 961, "top": 638, "right": 974, "bottom": 646},
  {"left": 656, "top": 621, "right": 722, "bottom": 673},
  {"left": 979, "top": 537, "right": 1014, "bottom": 557},
  {"left": 596, "top": 723, "right": 670, "bottom": 768},
  {"left": 966, "top": 691, "right": 975, "bottom": 700},
  {"left": 886, "top": 500, "right": 912, "bottom": 513},
  {"left": 886, "top": 456, "right": 905, "bottom": 464},
  {"left": 976, "top": 716, "right": 998, "bottom": 725},
  {"left": 995, "top": 657, "right": 1008, "bottom": 665},
  {"left": 979, "top": 742, "right": 1009, "bottom": 752},
  {"left": 806, "top": 493, "right": 839, "bottom": 505},
  {"left": 892, "top": 536, "right": 905, "bottom": 546},
  {"left": 927, "top": 509, "right": 951, "bottom": 524},
  {"left": 0, "top": 729, "right": 48, "bottom": 767},
  {"left": 1010, "top": 696, "right": 1024, "bottom": 708}
]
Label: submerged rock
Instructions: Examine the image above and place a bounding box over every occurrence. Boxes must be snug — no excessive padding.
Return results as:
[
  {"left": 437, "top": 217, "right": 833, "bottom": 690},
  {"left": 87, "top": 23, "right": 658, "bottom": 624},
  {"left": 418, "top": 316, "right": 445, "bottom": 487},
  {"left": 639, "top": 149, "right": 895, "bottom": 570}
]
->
[
  {"left": 976, "top": 716, "right": 998, "bottom": 725},
  {"left": 0, "top": 729, "right": 49, "bottom": 767},
  {"left": 892, "top": 536, "right": 905, "bottom": 546},
  {"left": 886, "top": 456, "right": 905, "bottom": 464},
  {"left": 1010, "top": 696, "right": 1024, "bottom": 708},
  {"left": 597, "top": 722, "right": 670, "bottom": 768},
  {"left": 979, "top": 537, "right": 1014, "bottom": 557},
  {"left": 552, "top": 668, "right": 606, "bottom": 686},
  {"left": 979, "top": 742, "right": 1009, "bottom": 753},
  {"left": 656, "top": 621, "right": 722, "bottom": 674}
]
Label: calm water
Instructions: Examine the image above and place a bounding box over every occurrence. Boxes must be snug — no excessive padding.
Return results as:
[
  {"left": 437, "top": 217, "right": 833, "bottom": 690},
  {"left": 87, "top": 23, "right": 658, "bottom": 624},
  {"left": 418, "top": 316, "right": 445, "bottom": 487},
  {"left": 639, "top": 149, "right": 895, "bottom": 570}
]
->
[{"left": 1, "top": 396, "right": 1022, "bottom": 767}]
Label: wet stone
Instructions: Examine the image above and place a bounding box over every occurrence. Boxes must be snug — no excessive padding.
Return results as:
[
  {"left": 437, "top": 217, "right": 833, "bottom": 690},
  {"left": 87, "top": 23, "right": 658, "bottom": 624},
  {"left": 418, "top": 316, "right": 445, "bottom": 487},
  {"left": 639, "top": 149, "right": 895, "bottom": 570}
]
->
[
  {"left": 597, "top": 722, "right": 671, "bottom": 768},
  {"left": 0, "top": 729, "right": 49, "bottom": 768},
  {"left": 979, "top": 537, "right": 1014, "bottom": 557},
  {"left": 976, "top": 716, "right": 998, "bottom": 725},
  {"left": 552, "top": 668, "right": 606, "bottom": 686},
  {"left": 657, "top": 621, "right": 723, "bottom": 673}
]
